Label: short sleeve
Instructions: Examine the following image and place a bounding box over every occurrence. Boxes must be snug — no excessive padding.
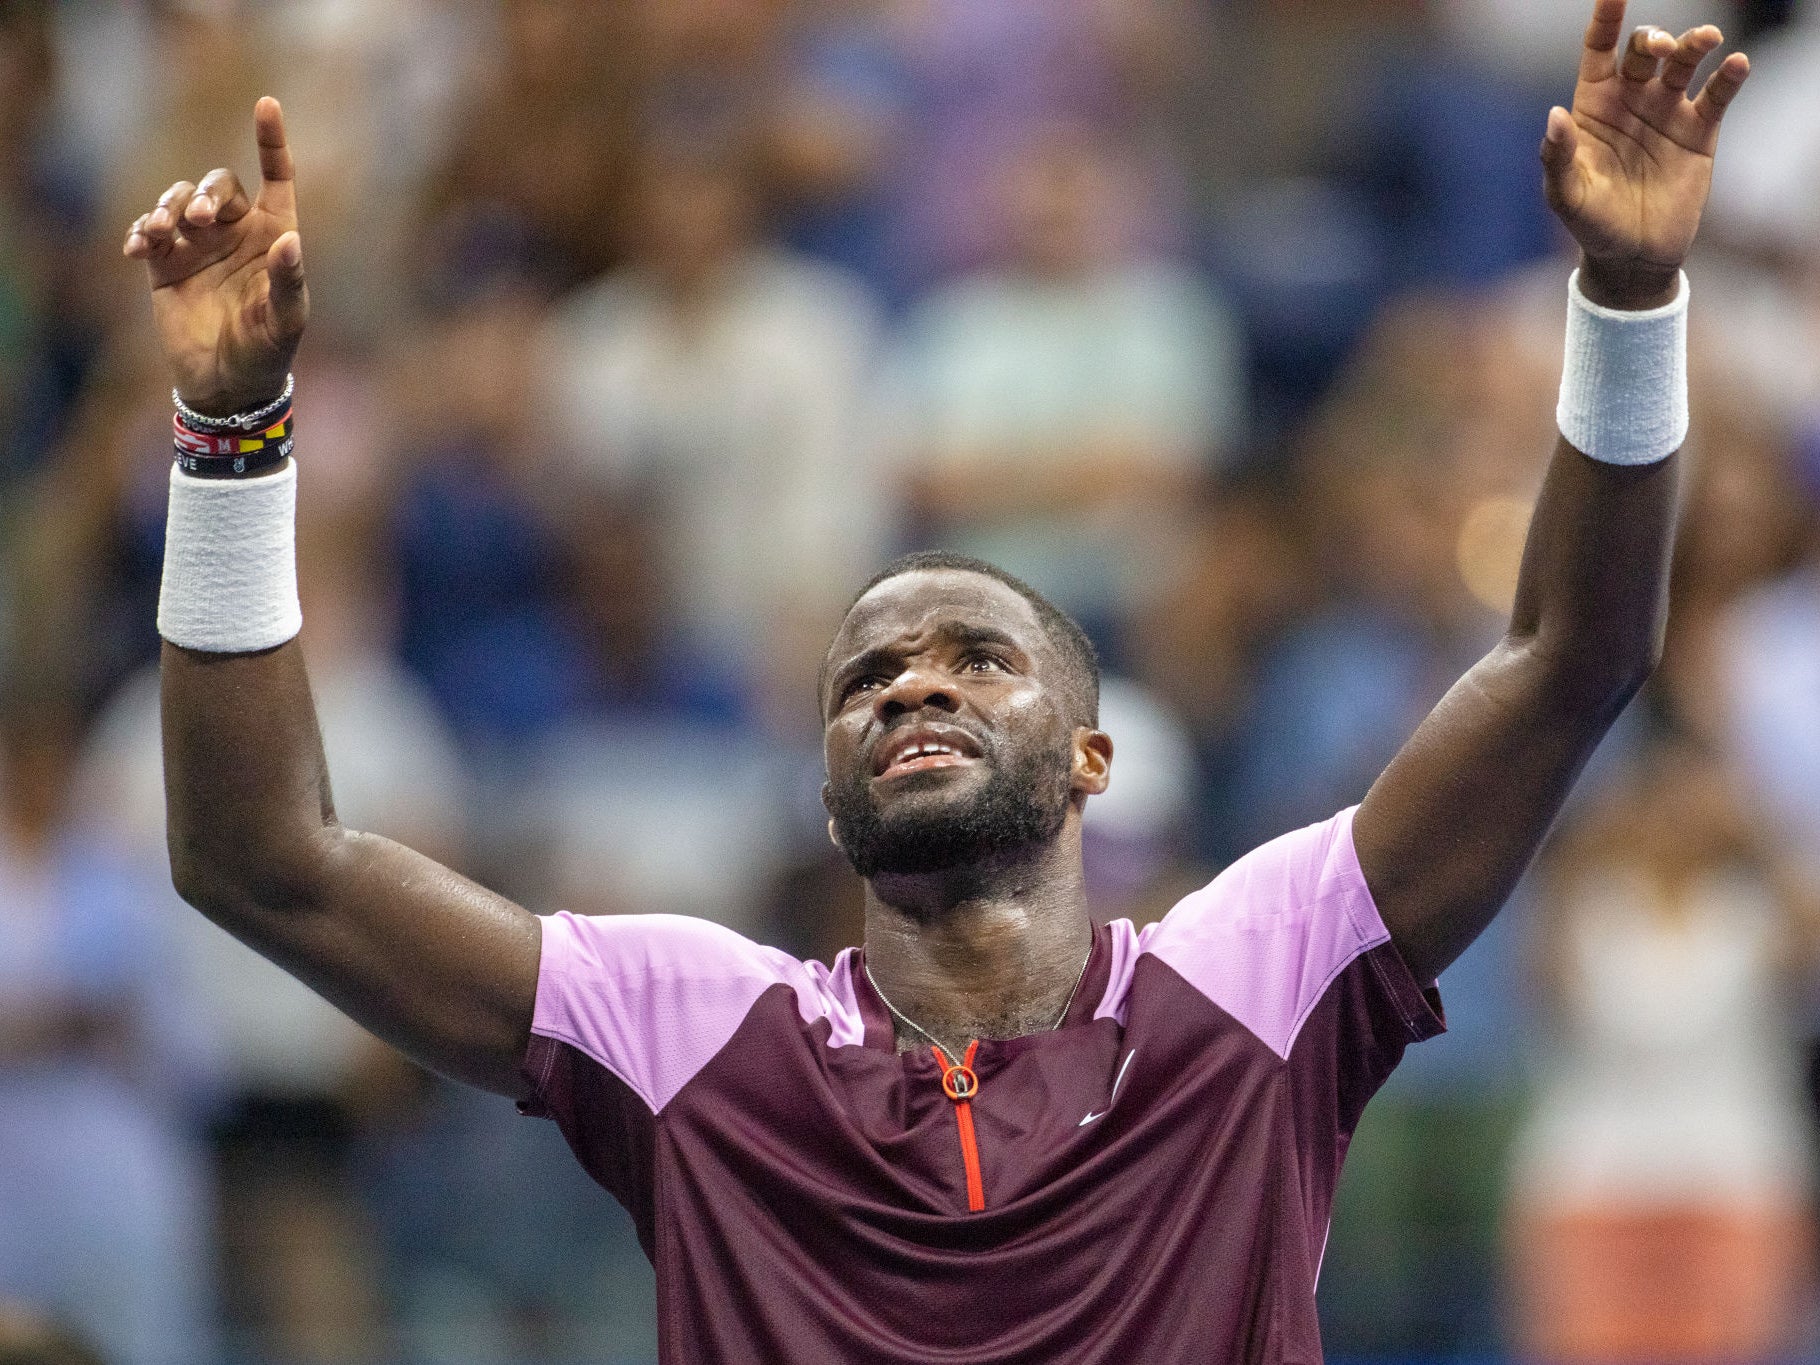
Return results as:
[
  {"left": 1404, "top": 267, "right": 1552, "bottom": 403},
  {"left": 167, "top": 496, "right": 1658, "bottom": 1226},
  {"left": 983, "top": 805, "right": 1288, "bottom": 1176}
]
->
[
  {"left": 1140, "top": 807, "right": 1444, "bottom": 1069},
  {"left": 519, "top": 911, "right": 861, "bottom": 1119}
]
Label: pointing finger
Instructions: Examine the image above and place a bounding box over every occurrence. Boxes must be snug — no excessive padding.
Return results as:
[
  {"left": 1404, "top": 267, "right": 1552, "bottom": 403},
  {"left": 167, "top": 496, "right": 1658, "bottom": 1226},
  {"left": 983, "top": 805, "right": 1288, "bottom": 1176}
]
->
[
  {"left": 124, "top": 213, "right": 151, "bottom": 258},
  {"left": 252, "top": 96, "right": 296, "bottom": 218},
  {"left": 1660, "top": 25, "right": 1722, "bottom": 93},
  {"left": 186, "top": 168, "right": 251, "bottom": 229},
  {"left": 1692, "top": 50, "right": 1751, "bottom": 125},
  {"left": 1619, "top": 25, "right": 1675, "bottom": 83}
]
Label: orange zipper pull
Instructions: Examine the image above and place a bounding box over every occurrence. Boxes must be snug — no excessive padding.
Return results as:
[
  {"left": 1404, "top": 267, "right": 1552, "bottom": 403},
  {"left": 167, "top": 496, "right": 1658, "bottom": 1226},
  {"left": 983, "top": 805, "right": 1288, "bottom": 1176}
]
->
[{"left": 932, "top": 1040, "right": 984, "bottom": 1212}]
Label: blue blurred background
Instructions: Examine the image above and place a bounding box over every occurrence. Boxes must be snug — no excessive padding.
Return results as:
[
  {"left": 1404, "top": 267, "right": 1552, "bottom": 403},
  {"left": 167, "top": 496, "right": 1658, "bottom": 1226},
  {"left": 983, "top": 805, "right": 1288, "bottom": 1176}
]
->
[{"left": 6, "top": 0, "right": 1820, "bottom": 1360}]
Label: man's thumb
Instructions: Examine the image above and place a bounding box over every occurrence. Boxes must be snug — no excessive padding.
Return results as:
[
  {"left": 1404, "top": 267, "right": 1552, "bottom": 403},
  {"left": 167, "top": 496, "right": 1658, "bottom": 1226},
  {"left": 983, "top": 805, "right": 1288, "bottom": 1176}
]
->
[
  {"left": 1539, "top": 106, "right": 1581, "bottom": 214},
  {"left": 266, "top": 231, "right": 309, "bottom": 336}
]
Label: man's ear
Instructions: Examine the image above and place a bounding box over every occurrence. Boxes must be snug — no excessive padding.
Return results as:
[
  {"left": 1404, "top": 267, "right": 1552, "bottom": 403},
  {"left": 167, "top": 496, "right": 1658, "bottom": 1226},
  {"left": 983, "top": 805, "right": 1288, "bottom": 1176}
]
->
[
  {"left": 827, "top": 818, "right": 844, "bottom": 852},
  {"left": 822, "top": 782, "right": 843, "bottom": 851},
  {"left": 1071, "top": 728, "right": 1112, "bottom": 797}
]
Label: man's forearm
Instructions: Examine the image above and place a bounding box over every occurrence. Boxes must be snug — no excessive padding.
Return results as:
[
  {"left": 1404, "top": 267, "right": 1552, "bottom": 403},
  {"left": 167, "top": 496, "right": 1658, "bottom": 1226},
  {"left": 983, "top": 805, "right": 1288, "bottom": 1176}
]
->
[
  {"left": 1504, "top": 433, "right": 1678, "bottom": 713},
  {"left": 162, "top": 636, "right": 340, "bottom": 919},
  {"left": 1505, "top": 257, "right": 1692, "bottom": 702},
  {"left": 1355, "top": 264, "right": 1691, "bottom": 983}
]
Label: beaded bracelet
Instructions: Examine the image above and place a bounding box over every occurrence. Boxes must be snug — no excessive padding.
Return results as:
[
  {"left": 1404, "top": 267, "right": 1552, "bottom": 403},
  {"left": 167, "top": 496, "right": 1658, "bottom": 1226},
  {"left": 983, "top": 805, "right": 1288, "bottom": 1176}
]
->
[{"left": 172, "top": 372, "right": 295, "bottom": 433}]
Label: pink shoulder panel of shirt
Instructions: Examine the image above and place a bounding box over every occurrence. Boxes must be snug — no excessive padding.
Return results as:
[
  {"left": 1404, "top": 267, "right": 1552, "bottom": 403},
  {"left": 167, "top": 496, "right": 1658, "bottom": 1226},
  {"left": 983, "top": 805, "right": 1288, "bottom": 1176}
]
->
[
  {"left": 1099, "top": 803, "right": 1399, "bottom": 1058},
  {"left": 531, "top": 805, "right": 1401, "bottom": 1113}
]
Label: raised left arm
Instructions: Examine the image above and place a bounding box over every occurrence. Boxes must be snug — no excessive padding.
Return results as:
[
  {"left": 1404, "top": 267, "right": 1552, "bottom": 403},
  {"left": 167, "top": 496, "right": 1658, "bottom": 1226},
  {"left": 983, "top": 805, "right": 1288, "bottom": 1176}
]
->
[{"left": 1353, "top": 0, "right": 1749, "bottom": 984}]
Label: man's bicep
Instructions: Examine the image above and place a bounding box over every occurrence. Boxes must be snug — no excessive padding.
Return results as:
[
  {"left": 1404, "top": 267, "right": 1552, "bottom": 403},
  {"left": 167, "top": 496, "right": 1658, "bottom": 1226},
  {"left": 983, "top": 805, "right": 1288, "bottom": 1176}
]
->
[
  {"left": 1353, "top": 641, "right": 1601, "bottom": 984},
  {"left": 241, "top": 829, "right": 542, "bottom": 1098}
]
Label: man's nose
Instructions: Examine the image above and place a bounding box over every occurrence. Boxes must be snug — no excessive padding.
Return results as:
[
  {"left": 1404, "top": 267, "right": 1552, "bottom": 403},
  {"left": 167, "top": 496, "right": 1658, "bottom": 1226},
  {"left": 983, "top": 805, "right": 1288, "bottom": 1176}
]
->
[{"left": 874, "top": 665, "right": 959, "bottom": 720}]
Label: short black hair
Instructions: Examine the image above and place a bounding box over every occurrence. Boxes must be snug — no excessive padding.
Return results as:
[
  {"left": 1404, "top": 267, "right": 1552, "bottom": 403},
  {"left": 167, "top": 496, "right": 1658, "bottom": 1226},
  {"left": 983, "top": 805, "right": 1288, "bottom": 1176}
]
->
[{"left": 829, "top": 551, "right": 1100, "bottom": 726}]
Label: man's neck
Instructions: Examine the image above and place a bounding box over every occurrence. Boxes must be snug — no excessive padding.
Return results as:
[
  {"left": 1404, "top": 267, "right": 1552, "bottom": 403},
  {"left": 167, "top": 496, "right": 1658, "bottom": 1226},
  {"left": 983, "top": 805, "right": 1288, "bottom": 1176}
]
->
[{"left": 862, "top": 827, "right": 1095, "bottom": 1055}]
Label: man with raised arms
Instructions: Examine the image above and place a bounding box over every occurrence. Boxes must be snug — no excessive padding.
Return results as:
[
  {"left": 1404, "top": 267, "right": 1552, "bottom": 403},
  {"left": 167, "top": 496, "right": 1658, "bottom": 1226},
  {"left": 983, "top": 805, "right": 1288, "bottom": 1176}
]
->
[{"left": 127, "top": 4, "right": 1747, "bottom": 1359}]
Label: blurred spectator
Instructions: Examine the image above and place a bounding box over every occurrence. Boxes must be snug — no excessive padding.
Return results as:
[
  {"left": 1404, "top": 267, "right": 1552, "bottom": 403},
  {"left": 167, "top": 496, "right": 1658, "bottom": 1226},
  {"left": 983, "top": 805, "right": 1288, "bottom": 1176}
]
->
[
  {"left": 258, "top": 0, "right": 493, "bottom": 335},
  {"left": 1124, "top": 481, "right": 1309, "bottom": 865},
  {"left": 1079, "top": 677, "right": 1208, "bottom": 927},
  {"left": 1710, "top": 7, "right": 1820, "bottom": 258},
  {"left": 1217, "top": 283, "right": 1549, "bottom": 857},
  {"left": 1508, "top": 740, "right": 1819, "bottom": 1364},
  {"left": 774, "top": 0, "right": 1199, "bottom": 300},
  {"left": 888, "top": 127, "right": 1242, "bottom": 640},
  {"left": 7, "top": 327, "right": 193, "bottom": 728},
  {"left": 1718, "top": 552, "right": 1820, "bottom": 862},
  {"left": 415, "top": 0, "right": 650, "bottom": 296},
  {"left": 541, "top": 134, "right": 887, "bottom": 731},
  {"left": 0, "top": 694, "right": 215, "bottom": 1365},
  {"left": 529, "top": 718, "right": 797, "bottom": 931},
  {"left": 386, "top": 292, "right": 611, "bottom": 758},
  {"left": 0, "top": 3, "right": 101, "bottom": 486},
  {"left": 358, "top": 1079, "right": 658, "bottom": 1363},
  {"left": 1658, "top": 386, "right": 1813, "bottom": 744},
  {"left": 0, "top": 1303, "right": 105, "bottom": 1365}
]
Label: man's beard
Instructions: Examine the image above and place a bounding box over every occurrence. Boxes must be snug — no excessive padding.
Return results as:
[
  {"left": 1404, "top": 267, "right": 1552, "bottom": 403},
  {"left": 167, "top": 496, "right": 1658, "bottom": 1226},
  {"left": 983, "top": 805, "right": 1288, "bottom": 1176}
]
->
[{"left": 827, "top": 732, "right": 1073, "bottom": 879}]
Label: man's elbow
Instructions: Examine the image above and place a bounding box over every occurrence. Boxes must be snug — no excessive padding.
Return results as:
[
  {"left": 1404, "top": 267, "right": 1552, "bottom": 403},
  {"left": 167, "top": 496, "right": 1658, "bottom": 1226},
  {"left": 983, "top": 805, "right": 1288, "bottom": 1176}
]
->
[
  {"left": 1510, "top": 622, "right": 1663, "bottom": 719},
  {"left": 166, "top": 822, "right": 339, "bottom": 923}
]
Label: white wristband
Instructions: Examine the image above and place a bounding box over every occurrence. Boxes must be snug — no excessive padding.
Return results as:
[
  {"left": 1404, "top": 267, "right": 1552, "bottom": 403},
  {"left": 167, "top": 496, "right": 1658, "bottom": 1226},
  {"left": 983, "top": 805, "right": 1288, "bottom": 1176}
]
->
[
  {"left": 157, "top": 460, "right": 302, "bottom": 653},
  {"left": 1556, "top": 268, "right": 1689, "bottom": 466}
]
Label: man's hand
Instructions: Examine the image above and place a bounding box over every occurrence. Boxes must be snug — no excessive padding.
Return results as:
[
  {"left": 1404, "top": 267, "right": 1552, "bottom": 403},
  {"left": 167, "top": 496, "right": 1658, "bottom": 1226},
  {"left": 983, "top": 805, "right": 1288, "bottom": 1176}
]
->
[
  {"left": 124, "top": 96, "right": 307, "bottom": 417},
  {"left": 1540, "top": 0, "right": 1749, "bottom": 310}
]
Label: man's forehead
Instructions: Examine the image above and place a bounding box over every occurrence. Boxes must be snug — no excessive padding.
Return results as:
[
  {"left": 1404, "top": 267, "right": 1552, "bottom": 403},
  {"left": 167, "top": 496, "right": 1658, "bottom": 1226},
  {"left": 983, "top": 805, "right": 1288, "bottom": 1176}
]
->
[{"left": 831, "top": 570, "right": 1046, "bottom": 656}]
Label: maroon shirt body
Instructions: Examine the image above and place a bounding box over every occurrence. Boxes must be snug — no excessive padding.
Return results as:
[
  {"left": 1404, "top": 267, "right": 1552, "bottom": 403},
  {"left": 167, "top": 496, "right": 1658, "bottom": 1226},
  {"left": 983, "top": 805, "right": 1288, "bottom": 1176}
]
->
[{"left": 519, "top": 807, "right": 1444, "bottom": 1362}]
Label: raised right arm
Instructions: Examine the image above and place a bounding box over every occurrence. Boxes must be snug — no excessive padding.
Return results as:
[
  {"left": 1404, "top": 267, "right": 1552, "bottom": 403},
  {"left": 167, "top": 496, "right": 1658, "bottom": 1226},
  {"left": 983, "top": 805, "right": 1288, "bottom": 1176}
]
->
[{"left": 129, "top": 99, "right": 540, "bottom": 1098}]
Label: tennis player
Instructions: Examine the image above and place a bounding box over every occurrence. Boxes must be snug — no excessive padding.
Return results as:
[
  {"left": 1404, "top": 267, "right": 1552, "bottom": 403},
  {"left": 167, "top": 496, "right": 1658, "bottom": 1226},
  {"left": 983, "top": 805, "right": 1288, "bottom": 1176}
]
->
[{"left": 126, "top": 3, "right": 1747, "bottom": 1358}]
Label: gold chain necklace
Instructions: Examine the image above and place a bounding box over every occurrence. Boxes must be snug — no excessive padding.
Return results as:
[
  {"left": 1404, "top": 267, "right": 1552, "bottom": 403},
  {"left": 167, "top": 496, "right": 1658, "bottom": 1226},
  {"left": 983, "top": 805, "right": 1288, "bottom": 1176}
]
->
[{"left": 863, "top": 942, "right": 1093, "bottom": 1062}]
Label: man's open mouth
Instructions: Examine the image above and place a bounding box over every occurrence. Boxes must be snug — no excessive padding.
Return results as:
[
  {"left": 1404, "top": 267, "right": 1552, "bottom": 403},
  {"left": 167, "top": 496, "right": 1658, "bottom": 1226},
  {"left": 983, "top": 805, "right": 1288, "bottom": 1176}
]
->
[{"left": 872, "top": 725, "right": 983, "bottom": 780}]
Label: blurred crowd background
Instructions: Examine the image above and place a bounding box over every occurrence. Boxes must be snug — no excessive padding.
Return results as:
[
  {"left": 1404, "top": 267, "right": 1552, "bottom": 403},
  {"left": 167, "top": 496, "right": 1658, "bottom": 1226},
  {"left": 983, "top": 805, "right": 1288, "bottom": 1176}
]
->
[{"left": 6, "top": 0, "right": 1820, "bottom": 1361}]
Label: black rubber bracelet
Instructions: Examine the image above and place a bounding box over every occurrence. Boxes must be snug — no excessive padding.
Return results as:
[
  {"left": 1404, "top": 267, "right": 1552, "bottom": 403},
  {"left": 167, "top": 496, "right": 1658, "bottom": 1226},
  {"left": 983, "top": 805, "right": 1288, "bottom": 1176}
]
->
[{"left": 173, "top": 434, "right": 293, "bottom": 479}]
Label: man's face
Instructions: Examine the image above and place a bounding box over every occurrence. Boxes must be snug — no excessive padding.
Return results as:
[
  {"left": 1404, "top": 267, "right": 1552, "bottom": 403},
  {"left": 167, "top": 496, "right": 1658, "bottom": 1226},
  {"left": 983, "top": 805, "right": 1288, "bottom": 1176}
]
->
[{"left": 820, "top": 571, "right": 1104, "bottom": 879}]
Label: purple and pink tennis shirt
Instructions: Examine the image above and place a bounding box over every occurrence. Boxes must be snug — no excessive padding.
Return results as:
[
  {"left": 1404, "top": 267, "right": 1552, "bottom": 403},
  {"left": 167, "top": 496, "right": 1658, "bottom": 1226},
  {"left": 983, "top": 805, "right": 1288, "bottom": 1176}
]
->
[{"left": 518, "top": 806, "right": 1444, "bottom": 1362}]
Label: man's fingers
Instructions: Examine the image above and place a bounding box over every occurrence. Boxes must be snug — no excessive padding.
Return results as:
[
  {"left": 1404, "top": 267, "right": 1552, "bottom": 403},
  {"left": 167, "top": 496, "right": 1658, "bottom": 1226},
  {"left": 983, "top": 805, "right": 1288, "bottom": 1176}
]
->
[
  {"left": 1619, "top": 25, "right": 1675, "bottom": 82},
  {"left": 186, "top": 168, "right": 252, "bottom": 229},
  {"left": 1660, "top": 25, "right": 1722, "bottom": 93},
  {"left": 142, "top": 181, "right": 198, "bottom": 251},
  {"left": 1539, "top": 106, "right": 1584, "bottom": 217},
  {"left": 1580, "top": 0, "right": 1629, "bottom": 79},
  {"left": 264, "top": 231, "right": 309, "bottom": 338},
  {"left": 1692, "top": 50, "right": 1751, "bottom": 125},
  {"left": 252, "top": 96, "right": 297, "bottom": 217},
  {"left": 1583, "top": 0, "right": 1628, "bottom": 55},
  {"left": 123, "top": 213, "right": 152, "bottom": 258}
]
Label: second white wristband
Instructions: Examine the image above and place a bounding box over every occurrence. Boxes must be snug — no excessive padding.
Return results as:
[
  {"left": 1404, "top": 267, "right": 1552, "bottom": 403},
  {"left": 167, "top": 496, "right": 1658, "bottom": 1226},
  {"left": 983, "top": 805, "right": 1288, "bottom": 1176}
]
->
[
  {"left": 157, "top": 459, "right": 302, "bottom": 654},
  {"left": 1556, "top": 268, "right": 1689, "bottom": 466}
]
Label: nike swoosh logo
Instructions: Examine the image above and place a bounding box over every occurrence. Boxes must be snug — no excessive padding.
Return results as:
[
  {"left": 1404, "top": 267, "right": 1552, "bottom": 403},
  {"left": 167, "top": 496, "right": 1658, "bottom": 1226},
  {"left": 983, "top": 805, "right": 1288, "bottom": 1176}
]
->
[{"left": 1079, "top": 1049, "right": 1137, "bottom": 1126}]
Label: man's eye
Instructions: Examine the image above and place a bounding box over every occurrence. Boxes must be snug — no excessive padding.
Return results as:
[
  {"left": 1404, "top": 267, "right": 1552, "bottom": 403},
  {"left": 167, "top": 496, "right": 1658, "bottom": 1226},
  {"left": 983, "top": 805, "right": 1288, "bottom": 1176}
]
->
[{"left": 962, "top": 653, "right": 1004, "bottom": 673}]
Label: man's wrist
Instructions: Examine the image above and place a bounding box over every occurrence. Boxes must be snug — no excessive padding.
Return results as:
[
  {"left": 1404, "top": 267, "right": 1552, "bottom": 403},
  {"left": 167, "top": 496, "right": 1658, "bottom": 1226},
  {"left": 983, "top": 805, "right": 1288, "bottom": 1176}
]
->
[
  {"left": 175, "top": 373, "right": 292, "bottom": 421},
  {"left": 1575, "top": 254, "right": 1682, "bottom": 312},
  {"left": 1556, "top": 268, "right": 1689, "bottom": 466},
  {"left": 159, "top": 457, "right": 302, "bottom": 652}
]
